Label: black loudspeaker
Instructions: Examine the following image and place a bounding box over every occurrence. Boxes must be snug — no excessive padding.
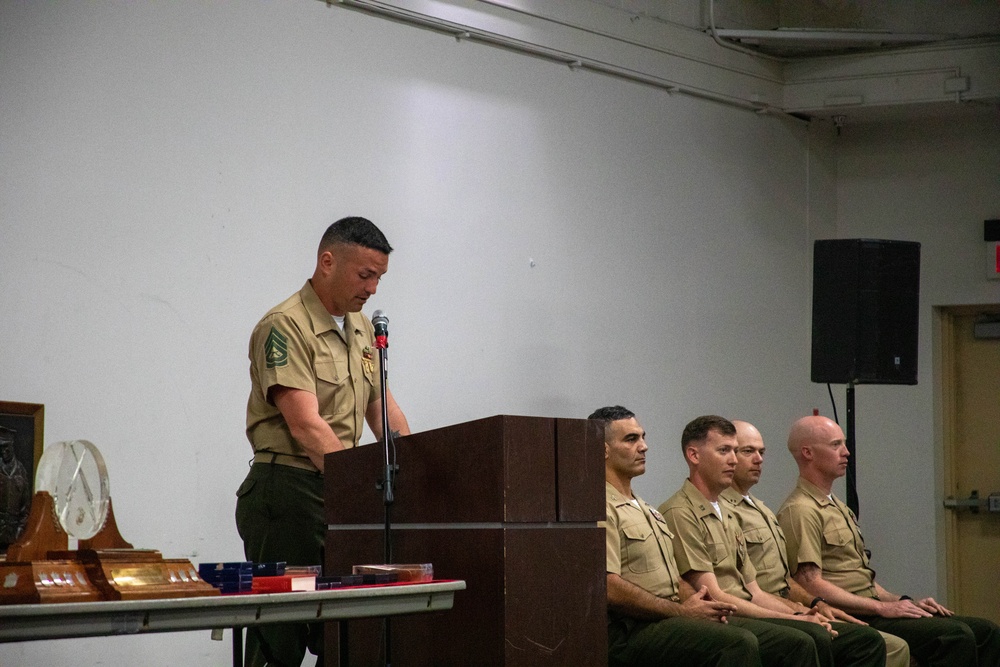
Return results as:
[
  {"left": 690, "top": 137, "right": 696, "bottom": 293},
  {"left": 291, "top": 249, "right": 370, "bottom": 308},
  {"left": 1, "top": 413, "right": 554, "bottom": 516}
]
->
[{"left": 811, "top": 239, "right": 921, "bottom": 385}]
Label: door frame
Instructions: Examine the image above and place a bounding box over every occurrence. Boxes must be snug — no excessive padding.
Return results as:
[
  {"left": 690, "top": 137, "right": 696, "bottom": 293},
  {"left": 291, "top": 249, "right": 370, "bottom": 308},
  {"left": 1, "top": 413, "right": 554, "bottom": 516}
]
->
[{"left": 934, "top": 302, "right": 1000, "bottom": 609}]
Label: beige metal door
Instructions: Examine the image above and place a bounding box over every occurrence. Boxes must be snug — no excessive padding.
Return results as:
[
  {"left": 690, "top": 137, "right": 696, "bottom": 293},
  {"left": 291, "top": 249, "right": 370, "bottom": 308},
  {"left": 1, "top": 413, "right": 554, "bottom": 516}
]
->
[{"left": 940, "top": 304, "right": 1000, "bottom": 624}]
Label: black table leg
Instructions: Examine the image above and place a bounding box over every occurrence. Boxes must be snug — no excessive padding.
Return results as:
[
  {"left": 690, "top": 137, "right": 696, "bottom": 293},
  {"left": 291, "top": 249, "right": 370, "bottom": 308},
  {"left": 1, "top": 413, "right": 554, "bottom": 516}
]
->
[{"left": 233, "top": 626, "right": 243, "bottom": 667}]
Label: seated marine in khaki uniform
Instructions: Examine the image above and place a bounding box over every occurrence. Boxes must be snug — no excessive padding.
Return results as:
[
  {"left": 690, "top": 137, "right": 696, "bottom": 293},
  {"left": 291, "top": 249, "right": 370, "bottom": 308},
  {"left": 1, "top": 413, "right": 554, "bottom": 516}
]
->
[
  {"left": 778, "top": 415, "right": 1000, "bottom": 667},
  {"left": 592, "top": 405, "right": 761, "bottom": 667},
  {"left": 722, "top": 419, "right": 909, "bottom": 667},
  {"left": 659, "top": 415, "right": 886, "bottom": 667}
]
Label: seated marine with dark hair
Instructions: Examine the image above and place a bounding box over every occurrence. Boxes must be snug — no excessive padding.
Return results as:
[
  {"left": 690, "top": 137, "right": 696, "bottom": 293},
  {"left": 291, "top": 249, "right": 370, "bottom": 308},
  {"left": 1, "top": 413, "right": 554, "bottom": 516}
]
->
[{"left": 592, "top": 405, "right": 761, "bottom": 667}]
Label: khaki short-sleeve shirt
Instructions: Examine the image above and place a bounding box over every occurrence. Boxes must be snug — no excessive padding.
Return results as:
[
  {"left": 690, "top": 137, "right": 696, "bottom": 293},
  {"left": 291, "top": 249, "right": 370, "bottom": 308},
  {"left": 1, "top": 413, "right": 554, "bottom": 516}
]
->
[
  {"left": 777, "top": 477, "right": 877, "bottom": 597},
  {"left": 720, "top": 486, "right": 792, "bottom": 597},
  {"left": 659, "top": 479, "right": 756, "bottom": 601},
  {"left": 605, "top": 482, "right": 682, "bottom": 601},
  {"left": 246, "top": 281, "right": 380, "bottom": 471}
]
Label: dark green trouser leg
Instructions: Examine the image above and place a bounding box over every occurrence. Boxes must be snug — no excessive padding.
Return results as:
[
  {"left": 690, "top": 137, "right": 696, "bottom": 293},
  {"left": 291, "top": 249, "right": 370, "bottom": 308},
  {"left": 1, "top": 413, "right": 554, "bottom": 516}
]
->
[
  {"left": 757, "top": 618, "right": 885, "bottom": 667},
  {"left": 862, "top": 614, "right": 1000, "bottom": 667},
  {"left": 826, "top": 621, "right": 886, "bottom": 667},
  {"left": 728, "top": 617, "right": 821, "bottom": 667},
  {"left": 235, "top": 463, "right": 325, "bottom": 667},
  {"left": 956, "top": 615, "right": 1000, "bottom": 667},
  {"left": 608, "top": 614, "right": 762, "bottom": 667}
]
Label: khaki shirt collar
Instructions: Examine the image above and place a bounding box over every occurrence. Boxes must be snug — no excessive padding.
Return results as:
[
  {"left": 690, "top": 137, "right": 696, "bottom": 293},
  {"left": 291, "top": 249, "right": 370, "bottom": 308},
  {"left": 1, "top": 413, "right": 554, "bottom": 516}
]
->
[
  {"left": 745, "top": 491, "right": 771, "bottom": 512},
  {"left": 606, "top": 481, "right": 631, "bottom": 508},
  {"left": 606, "top": 482, "right": 673, "bottom": 533},
  {"left": 719, "top": 486, "right": 746, "bottom": 508},
  {"left": 300, "top": 281, "right": 366, "bottom": 342},
  {"left": 796, "top": 476, "right": 837, "bottom": 508},
  {"left": 680, "top": 478, "right": 721, "bottom": 521}
]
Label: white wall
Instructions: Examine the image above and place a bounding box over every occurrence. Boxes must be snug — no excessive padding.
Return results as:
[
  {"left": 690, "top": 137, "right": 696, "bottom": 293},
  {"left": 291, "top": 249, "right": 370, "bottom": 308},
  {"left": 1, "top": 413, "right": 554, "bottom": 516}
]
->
[
  {"left": 834, "top": 113, "right": 1000, "bottom": 604},
  {"left": 1, "top": 1, "right": 992, "bottom": 665}
]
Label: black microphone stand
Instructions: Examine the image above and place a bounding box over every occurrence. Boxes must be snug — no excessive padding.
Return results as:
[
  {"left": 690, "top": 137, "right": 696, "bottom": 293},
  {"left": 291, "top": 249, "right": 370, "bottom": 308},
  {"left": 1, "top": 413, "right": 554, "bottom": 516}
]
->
[
  {"left": 377, "top": 342, "right": 394, "bottom": 558},
  {"left": 372, "top": 314, "right": 395, "bottom": 667}
]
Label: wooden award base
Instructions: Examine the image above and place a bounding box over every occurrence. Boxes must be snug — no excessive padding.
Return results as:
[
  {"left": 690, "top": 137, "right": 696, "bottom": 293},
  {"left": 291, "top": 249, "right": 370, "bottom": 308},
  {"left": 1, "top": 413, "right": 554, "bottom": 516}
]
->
[
  {"left": 2, "top": 492, "right": 104, "bottom": 605},
  {"left": 3, "top": 491, "right": 73, "bottom": 563},
  {"left": 1, "top": 491, "right": 217, "bottom": 604},
  {"left": 47, "top": 549, "right": 219, "bottom": 601},
  {"left": 0, "top": 560, "right": 101, "bottom": 605}
]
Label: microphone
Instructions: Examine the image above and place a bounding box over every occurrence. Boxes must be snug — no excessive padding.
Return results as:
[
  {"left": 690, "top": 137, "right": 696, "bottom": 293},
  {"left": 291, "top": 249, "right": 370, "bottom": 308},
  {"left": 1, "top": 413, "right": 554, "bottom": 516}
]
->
[{"left": 372, "top": 309, "right": 389, "bottom": 349}]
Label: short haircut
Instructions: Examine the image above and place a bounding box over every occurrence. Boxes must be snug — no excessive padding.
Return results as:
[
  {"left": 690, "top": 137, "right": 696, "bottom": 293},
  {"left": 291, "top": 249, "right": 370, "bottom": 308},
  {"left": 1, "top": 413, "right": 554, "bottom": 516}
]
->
[
  {"left": 319, "top": 216, "right": 393, "bottom": 255},
  {"left": 681, "top": 415, "right": 736, "bottom": 449},
  {"left": 588, "top": 405, "right": 635, "bottom": 425}
]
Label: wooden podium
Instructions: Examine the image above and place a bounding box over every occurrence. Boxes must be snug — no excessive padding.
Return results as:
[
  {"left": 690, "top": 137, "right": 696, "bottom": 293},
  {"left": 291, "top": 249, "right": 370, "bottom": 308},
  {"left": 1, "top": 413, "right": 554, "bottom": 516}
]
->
[{"left": 324, "top": 415, "right": 607, "bottom": 666}]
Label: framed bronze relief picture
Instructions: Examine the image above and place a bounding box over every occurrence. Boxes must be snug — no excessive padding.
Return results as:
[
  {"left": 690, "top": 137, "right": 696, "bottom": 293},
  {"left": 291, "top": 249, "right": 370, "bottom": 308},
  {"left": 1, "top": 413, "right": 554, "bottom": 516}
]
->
[{"left": 0, "top": 401, "right": 44, "bottom": 552}]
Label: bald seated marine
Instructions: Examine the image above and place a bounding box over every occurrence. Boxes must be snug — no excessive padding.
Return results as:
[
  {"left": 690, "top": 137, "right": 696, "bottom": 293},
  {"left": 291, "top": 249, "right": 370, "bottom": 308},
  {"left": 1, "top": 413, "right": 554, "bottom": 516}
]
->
[
  {"left": 658, "top": 415, "right": 885, "bottom": 667},
  {"left": 593, "top": 405, "right": 762, "bottom": 667},
  {"left": 777, "top": 415, "right": 1000, "bottom": 667},
  {"left": 722, "top": 420, "right": 910, "bottom": 667}
]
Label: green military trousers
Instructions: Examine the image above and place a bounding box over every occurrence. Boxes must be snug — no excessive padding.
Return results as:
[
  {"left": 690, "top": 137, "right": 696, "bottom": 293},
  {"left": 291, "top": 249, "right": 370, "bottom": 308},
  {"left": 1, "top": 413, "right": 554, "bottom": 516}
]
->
[{"left": 236, "top": 462, "right": 325, "bottom": 667}]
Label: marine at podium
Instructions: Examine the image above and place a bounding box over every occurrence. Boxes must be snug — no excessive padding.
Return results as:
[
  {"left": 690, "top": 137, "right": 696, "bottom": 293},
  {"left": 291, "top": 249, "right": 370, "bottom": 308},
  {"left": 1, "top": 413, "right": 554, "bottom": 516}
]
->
[{"left": 235, "top": 216, "right": 411, "bottom": 667}]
